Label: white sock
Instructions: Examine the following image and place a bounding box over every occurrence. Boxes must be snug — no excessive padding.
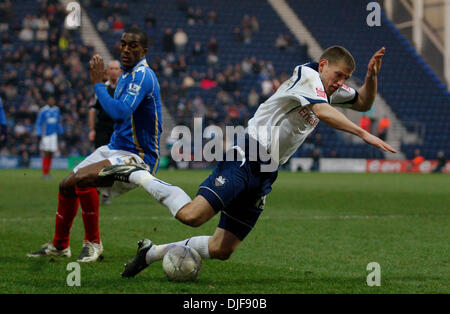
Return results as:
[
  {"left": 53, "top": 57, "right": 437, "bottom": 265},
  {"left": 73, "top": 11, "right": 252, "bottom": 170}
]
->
[
  {"left": 145, "top": 236, "right": 211, "bottom": 265},
  {"left": 129, "top": 170, "right": 192, "bottom": 216}
]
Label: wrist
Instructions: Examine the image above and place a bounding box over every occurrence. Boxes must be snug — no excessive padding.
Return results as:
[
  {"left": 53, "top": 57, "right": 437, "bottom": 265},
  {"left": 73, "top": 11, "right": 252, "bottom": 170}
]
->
[{"left": 366, "top": 71, "right": 377, "bottom": 80}]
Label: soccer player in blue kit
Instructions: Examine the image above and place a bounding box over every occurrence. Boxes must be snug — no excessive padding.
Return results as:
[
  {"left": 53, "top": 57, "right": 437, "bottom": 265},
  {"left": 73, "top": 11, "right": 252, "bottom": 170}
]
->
[
  {"left": 101, "top": 46, "right": 397, "bottom": 277},
  {"left": 0, "top": 97, "right": 7, "bottom": 147},
  {"left": 27, "top": 28, "right": 163, "bottom": 262},
  {"left": 35, "top": 96, "right": 63, "bottom": 179}
]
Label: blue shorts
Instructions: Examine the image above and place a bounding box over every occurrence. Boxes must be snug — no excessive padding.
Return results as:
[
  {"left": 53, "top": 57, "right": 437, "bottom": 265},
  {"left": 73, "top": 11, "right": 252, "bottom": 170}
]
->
[{"left": 197, "top": 155, "right": 278, "bottom": 240}]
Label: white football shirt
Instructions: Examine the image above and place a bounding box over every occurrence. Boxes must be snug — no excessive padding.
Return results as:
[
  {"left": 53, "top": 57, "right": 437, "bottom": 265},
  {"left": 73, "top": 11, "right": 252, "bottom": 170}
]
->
[{"left": 247, "top": 62, "right": 358, "bottom": 166}]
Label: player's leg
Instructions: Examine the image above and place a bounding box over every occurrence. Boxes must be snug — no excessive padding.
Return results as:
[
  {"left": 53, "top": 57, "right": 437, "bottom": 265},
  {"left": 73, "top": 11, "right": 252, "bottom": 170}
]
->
[
  {"left": 99, "top": 164, "right": 193, "bottom": 217},
  {"left": 27, "top": 159, "right": 112, "bottom": 259},
  {"left": 67, "top": 159, "right": 113, "bottom": 262},
  {"left": 121, "top": 227, "right": 241, "bottom": 277}
]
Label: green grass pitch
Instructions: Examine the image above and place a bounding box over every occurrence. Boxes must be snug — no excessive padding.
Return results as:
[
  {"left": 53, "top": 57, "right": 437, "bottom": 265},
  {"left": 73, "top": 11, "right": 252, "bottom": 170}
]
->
[{"left": 0, "top": 169, "right": 448, "bottom": 294}]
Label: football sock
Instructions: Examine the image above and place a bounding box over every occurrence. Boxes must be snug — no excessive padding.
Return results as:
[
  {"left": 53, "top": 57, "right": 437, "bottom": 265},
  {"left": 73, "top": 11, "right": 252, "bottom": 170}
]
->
[
  {"left": 75, "top": 187, "right": 100, "bottom": 244},
  {"left": 130, "top": 170, "right": 191, "bottom": 216},
  {"left": 47, "top": 156, "right": 53, "bottom": 174},
  {"left": 52, "top": 193, "right": 79, "bottom": 249},
  {"left": 42, "top": 156, "right": 49, "bottom": 175},
  {"left": 145, "top": 236, "right": 211, "bottom": 265}
]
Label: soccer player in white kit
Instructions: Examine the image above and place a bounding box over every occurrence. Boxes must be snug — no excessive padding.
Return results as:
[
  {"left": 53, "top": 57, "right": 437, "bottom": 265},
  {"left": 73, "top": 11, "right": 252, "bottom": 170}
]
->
[{"left": 100, "top": 46, "right": 396, "bottom": 277}]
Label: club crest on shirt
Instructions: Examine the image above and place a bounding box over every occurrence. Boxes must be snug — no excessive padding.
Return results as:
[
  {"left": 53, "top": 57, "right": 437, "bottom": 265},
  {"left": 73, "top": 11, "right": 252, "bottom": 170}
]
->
[{"left": 215, "top": 176, "right": 226, "bottom": 186}]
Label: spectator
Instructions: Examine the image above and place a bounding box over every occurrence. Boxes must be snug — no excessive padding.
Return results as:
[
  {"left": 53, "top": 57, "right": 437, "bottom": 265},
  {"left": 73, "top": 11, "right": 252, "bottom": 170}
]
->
[
  {"left": 433, "top": 151, "right": 447, "bottom": 173},
  {"left": 112, "top": 16, "right": 124, "bottom": 32},
  {"left": 162, "top": 28, "right": 174, "bottom": 52},
  {"left": 186, "top": 7, "right": 196, "bottom": 25},
  {"left": 191, "top": 41, "right": 203, "bottom": 65},
  {"left": 97, "top": 18, "right": 110, "bottom": 33},
  {"left": 310, "top": 148, "right": 321, "bottom": 172},
  {"left": 242, "top": 26, "right": 252, "bottom": 44},
  {"left": 206, "top": 52, "right": 219, "bottom": 66},
  {"left": 275, "top": 34, "right": 288, "bottom": 51},
  {"left": 250, "top": 16, "right": 259, "bottom": 32},
  {"left": 241, "top": 15, "right": 251, "bottom": 29},
  {"left": 1, "top": 32, "right": 13, "bottom": 47},
  {"left": 247, "top": 89, "right": 260, "bottom": 110},
  {"left": 359, "top": 114, "right": 371, "bottom": 133},
  {"left": 207, "top": 10, "right": 218, "bottom": 25},
  {"left": 377, "top": 115, "right": 390, "bottom": 141},
  {"left": 173, "top": 28, "right": 188, "bottom": 53},
  {"left": 144, "top": 21, "right": 156, "bottom": 46},
  {"left": 408, "top": 149, "right": 425, "bottom": 172},
  {"left": 207, "top": 37, "right": 219, "bottom": 55},
  {"left": 261, "top": 78, "right": 273, "bottom": 100},
  {"left": 194, "top": 8, "right": 204, "bottom": 24},
  {"left": 233, "top": 27, "right": 243, "bottom": 43},
  {"left": 19, "top": 26, "right": 34, "bottom": 41},
  {"left": 144, "top": 12, "right": 157, "bottom": 28}
]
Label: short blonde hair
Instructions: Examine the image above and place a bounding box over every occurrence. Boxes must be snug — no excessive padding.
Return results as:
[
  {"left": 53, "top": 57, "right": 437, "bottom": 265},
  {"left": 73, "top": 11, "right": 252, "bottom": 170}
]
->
[{"left": 320, "top": 46, "right": 355, "bottom": 71}]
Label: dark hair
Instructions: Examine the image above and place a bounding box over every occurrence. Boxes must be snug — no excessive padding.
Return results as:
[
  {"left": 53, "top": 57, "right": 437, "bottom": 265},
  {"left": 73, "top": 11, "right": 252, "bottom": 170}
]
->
[
  {"left": 320, "top": 46, "right": 355, "bottom": 71},
  {"left": 124, "top": 27, "right": 148, "bottom": 48}
]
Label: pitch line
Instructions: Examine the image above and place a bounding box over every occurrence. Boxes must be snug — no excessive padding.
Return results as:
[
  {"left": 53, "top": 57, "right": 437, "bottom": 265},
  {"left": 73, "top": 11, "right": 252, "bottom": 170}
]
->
[{"left": 1, "top": 214, "right": 448, "bottom": 223}]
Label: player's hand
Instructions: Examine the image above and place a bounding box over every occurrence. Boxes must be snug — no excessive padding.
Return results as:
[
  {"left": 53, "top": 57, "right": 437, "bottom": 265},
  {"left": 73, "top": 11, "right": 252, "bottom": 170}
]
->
[
  {"left": 89, "top": 55, "right": 106, "bottom": 85},
  {"left": 89, "top": 129, "right": 96, "bottom": 141},
  {"left": 367, "top": 47, "right": 385, "bottom": 76},
  {"left": 361, "top": 131, "right": 397, "bottom": 153}
]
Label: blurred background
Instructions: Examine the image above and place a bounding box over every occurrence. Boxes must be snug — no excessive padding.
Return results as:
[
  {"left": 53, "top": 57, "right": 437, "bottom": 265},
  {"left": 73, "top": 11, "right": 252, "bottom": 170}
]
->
[{"left": 0, "top": 0, "right": 448, "bottom": 172}]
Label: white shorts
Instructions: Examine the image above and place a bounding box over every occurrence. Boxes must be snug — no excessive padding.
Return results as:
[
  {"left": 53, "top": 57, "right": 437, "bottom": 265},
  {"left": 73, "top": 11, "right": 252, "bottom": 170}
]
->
[
  {"left": 73, "top": 145, "right": 145, "bottom": 199},
  {"left": 40, "top": 134, "right": 58, "bottom": 153}
]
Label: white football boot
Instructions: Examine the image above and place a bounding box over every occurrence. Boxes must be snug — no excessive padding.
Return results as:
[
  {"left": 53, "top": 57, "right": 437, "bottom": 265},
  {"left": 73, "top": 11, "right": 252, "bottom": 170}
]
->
[
  {"left": 77, "top": 241, "right": 104, "bottom": 263},
  {"left": 27, "top": 242, "right": 71, "bottom": 258}
]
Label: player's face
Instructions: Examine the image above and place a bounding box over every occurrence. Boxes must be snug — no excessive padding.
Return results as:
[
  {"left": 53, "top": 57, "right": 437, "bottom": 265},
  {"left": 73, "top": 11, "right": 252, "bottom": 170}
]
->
[
  {"left": 48, "top": 97, "right": 55, "bottom": 106},
  {"left": 319, "top": 59, "right": 353, "bottom": 96},
  {"left": 120, "top": 33, "right": 147, "bottom": 69},
  {"left": 107, "top": 62, "right": 122, "bottom": 82}
]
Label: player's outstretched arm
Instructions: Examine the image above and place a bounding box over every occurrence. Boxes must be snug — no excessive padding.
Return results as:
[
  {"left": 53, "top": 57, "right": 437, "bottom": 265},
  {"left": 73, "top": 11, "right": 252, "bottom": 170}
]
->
[
  {"left": 351, "top": 47, "right": 385, "bottom": 112},
  {"left": 310, "top": 102, "right": 397, "bottom": 153}
]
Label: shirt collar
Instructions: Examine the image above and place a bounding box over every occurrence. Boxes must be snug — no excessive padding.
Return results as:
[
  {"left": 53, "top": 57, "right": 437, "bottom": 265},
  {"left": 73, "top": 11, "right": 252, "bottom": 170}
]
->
[{"left": 121, "top": 57, "right": 147, "bottom": 73}]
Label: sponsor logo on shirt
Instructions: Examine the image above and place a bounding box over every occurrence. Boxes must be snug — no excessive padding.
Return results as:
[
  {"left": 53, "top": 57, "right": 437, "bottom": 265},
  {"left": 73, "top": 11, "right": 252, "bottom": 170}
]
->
[
  {"left": 342, "top": 84, "right": 352, "bottom": 92},
  {"left": 128, "top": 83, "right": 141, "bottom": 96},
  {"left": 298, "top": 107, "right": 319, "bottom": 127},
  {"left": 316, "top": 88, "right": 326, "bottom": 98}
]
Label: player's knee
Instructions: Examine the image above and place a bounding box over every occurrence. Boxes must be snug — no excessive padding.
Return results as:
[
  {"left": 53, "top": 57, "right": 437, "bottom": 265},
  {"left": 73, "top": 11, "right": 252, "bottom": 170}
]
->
[
  {"left": 73, "top": 170, "right": 95, "bottom": 187},
  {"left": 176, "top": 208, "right": 204, "bottom": 228},
  {"left": 59, "top": 176, "right": 76, "bottom": 197}
]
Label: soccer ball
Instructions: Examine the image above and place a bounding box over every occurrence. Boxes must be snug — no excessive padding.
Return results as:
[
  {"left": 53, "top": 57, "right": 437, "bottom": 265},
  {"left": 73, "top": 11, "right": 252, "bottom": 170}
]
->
[{"left": 162, "top": 245, "right": 202, "bottom": 282}]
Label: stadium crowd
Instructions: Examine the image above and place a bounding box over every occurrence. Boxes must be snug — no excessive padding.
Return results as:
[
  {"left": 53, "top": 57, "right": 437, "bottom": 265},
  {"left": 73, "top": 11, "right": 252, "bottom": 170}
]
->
[
  {"left": 1, "top": 0, "right": 297, "bottom": 164},
  {"left": 0, "top": 0, "right": 95, "bottom": 161}
]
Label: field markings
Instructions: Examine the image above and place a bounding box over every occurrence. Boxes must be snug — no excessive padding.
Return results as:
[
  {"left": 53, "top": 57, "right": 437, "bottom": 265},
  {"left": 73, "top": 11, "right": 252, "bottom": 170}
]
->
[{"left": 1, "top": 213, "right": 449, "bottom": 223}]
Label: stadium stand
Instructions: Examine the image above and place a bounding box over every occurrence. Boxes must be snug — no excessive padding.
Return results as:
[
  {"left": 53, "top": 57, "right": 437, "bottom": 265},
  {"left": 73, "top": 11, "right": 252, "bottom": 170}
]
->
[
  {"left": 0, "top": 0, "right": 95, "bottom": 160},
  {"left": 287, "top": 0, "right": 450, "bottom": 160},
  {"left": 1, "top": 0, "right": 448, "bottom": 163}
]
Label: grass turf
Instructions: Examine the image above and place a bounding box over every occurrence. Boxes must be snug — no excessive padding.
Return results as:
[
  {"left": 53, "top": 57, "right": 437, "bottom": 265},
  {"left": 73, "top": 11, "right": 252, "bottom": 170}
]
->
[{"left": 0, "top": 169, "right": 448, "bottom": 294}]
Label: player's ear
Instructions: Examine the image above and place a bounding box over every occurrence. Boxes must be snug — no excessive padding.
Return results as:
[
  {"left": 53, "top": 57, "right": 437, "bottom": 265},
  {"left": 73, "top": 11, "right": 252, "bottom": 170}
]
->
[{"left": 318, "top": 59, "right": 327, "bottom": 73}]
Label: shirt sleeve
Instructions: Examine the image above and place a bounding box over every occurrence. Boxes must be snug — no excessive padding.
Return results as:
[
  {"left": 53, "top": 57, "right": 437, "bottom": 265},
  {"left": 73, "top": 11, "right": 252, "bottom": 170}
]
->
[
  {"left": 35, "top": 109, "right": 44, "bottom": 136},
  {"left": 94, "top": 67, "right": 153, "bottom": 120},
  {"left": 0, "top": 100, "right": 6, "bottom": 126},
  {"left": 282, "top": 66, "right": 329, "bottom": 106},
  {"left": 329, "top": 84, "right": 359, "bottom": 108},
  {"left": 57, "top": 109, "right": 64, "bottom": 135}
]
